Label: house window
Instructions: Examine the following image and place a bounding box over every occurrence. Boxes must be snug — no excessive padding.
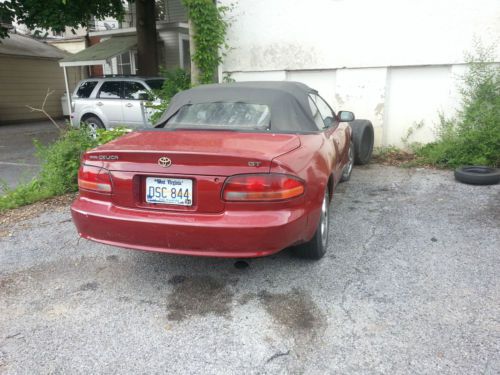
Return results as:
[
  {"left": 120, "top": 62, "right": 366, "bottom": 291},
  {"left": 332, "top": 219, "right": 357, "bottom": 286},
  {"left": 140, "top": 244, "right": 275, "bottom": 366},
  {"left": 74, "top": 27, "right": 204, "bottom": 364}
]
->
[
  {"left": 131, "top": 50, "right": 138, "bottom": 74},
  {"left": 180, "top": 37, "right": 190, "bottom": 71},
  {"left": 117, "top": 52, "right": 132, "bottom": 75}
]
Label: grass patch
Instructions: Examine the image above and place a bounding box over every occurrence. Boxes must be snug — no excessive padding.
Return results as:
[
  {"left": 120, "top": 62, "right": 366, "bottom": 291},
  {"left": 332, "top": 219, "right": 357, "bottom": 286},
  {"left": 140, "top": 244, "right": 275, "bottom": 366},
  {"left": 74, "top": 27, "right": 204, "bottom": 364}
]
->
[{"left": 0, "top": 127, "right": 128, "bottom": 213}]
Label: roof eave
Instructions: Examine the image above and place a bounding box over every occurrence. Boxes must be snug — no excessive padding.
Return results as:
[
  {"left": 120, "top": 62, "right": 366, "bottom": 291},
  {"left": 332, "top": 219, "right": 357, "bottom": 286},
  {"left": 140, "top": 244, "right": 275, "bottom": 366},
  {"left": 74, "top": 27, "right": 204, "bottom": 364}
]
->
[{"left": 59, "top": 59, "right": 106, "bottom": 67}]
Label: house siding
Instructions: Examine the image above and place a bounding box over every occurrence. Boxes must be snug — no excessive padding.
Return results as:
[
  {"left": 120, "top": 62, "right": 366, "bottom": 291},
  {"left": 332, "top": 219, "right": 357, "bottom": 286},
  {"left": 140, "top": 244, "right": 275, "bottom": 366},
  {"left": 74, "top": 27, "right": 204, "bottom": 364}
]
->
[
  {"left": 159, "top": 31, "right": 180, "bottom": 70},
  {"left": 0, "top": 55, "right": 80, "bottom": 124},
  {"left": 165, "top": 0, "right": 188, "bottom": 23}
]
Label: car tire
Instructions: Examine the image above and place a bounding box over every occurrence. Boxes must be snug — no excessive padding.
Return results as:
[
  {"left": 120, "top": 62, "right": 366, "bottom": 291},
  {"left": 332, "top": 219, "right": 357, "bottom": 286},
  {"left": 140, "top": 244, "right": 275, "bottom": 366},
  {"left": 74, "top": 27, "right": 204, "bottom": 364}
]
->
[
  {"left": 82, "top": 116, "right": 105, "bottom": 137},
  {"left": 350, "top": 120, "right": 374, "bottom": 165},
  {"left": 340, "top": 142, "right": 354, "bottom": 182},
  {"left": 293, "top": 189, "right": 330, "bottom": 260},
  {"left": 454, "top": 166, "right": 500, "bottom": 185}
]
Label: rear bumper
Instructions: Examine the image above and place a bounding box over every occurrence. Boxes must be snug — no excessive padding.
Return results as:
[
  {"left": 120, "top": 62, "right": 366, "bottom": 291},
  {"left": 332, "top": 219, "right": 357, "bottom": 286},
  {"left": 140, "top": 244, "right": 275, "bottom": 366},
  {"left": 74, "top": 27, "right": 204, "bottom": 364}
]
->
[{"left": 71, "top": 197, "right": 308, "bottom": 258}]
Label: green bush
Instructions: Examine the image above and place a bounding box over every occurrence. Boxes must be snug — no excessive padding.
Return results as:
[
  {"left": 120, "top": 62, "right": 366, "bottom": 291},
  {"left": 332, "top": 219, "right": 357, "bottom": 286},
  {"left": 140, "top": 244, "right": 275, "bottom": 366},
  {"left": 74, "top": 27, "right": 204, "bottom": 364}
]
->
[
  {"left": 0, "top": 126, "right": 128, "bottom": 212},
  {"left": 416, "top": 46, "right": 500, "bottom": 167},
  {"left": 34, "top": 127, "right": 98, "bottom": 195},
  {"left": 148, "top": 68, "right": 191, "bottom": 124},
  {"left": 0, "top": 179, "right": 52, "bottom": 211}
]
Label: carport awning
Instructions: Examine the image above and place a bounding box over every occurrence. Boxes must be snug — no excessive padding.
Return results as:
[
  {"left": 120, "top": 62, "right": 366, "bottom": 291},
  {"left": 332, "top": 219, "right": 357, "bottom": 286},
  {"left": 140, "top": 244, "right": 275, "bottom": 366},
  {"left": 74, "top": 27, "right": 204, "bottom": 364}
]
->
[{"left": 58, "top": 36, "right": 136, "bottom": 67}]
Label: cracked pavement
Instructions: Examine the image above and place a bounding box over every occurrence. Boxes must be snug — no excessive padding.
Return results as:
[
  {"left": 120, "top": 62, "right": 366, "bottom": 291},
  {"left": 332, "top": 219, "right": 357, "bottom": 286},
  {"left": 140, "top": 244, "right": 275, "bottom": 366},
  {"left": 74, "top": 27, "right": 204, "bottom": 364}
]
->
[{"left": 1, "top": 165, "right": 499, "bottom": 374}]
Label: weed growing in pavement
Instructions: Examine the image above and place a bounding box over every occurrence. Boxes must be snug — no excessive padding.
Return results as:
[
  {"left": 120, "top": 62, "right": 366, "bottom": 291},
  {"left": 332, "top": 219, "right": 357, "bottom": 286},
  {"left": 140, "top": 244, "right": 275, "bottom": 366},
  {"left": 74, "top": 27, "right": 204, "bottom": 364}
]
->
[{"left": 372, "top": 146, "right": 417, "bottom": 167}]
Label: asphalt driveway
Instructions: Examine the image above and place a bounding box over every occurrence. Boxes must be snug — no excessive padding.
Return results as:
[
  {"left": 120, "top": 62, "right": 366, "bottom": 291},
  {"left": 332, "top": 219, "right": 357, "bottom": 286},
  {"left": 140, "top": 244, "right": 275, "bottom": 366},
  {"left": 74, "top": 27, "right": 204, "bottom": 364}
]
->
[
  {"left": 0, "top": 165, "right": 499, "bottom": 374},
  {"left": 0, "top": 121, "right": 60, "bottom": 191}
]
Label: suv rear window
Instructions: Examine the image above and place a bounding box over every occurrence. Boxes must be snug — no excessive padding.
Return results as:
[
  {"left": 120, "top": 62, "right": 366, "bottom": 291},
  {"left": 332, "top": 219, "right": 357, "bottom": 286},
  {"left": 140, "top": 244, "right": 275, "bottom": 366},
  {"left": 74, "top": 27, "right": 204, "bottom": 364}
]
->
[
  {"left": 166, "top": 102, "right": 271, "bottom": 130},
  {"left": 76, "top": 81, "right": 98, "bottom": 98},
  {"left": 145, "top": 79, "right": 164, "bottom": 90}
]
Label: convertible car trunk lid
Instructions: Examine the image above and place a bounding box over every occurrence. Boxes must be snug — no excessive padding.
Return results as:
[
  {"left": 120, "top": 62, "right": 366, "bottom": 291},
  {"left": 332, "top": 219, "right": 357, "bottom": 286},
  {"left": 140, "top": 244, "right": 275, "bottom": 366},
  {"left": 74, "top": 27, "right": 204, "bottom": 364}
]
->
[{"left": 84, "top": 130, "right": 301, "bottom": 213}]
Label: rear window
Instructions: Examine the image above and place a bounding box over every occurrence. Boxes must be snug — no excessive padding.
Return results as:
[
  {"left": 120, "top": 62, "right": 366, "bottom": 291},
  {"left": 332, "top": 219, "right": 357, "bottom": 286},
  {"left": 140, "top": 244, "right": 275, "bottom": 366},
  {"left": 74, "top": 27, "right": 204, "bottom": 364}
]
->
[
  {"left": 76, "top": 81, "right": 98, "bottom": 98},
  {"left": 166, "top": 102, "right": 271, "bottom": 130},
  {"left": 145, "top": 79, "right": 165, "bottom": 90}
]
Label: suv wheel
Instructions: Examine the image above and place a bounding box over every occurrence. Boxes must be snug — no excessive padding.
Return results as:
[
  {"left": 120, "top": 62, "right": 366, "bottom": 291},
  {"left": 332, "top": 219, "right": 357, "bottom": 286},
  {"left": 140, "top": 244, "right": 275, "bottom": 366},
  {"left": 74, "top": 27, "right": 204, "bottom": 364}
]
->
[{"left": 83, "top": 116, "right": 105, "bottom": 138}]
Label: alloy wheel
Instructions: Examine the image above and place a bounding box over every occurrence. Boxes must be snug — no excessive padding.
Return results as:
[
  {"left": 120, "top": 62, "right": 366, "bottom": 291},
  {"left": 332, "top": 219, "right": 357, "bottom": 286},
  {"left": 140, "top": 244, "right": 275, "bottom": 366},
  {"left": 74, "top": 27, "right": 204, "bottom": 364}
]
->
[
  {"left": 342, "top": 143, "right": 354, "bottom": 180},
  {"left": 320, "top": 191, "right": 329, "bottom": 249}
]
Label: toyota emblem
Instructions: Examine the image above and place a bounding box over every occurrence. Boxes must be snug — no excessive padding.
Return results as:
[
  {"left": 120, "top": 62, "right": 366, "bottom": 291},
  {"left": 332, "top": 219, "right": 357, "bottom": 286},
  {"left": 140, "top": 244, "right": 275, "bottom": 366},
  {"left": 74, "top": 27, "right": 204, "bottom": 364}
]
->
[{"left": 158, "top": 156, "right": 172, "bottom": 167}]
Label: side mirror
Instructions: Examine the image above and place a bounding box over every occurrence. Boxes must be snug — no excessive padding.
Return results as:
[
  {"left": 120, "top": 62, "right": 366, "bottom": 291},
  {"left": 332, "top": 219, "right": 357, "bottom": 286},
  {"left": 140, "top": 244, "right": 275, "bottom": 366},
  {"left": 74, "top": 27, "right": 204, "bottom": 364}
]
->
[
  {"left": 338, "top": 111, "right": 355, "bottom": 122},
  {"left": 138, "top": 93, "right": 150, "bottom": 101}
]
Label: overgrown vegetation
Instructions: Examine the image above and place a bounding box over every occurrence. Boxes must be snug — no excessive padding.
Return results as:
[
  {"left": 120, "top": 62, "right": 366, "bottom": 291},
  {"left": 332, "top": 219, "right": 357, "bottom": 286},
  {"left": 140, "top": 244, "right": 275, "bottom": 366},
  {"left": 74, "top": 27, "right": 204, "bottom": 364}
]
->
[
  {"left": 147, "top": 2, "right": 233, "bottom": 122},
  {"left": 183, "top": 0, "right": 232, "bottom": 84},
  {"left": 416, "top": 46, "right": 500, "bottom": 167},
  {"left": 148, "top": 68, "right": 191, "bottom": 124},
  {"left": 0, "top": 127, "right": 128, "bottom": 212},
  {"left": 401, "top": 120, "right": 425, "bottom": 152}
]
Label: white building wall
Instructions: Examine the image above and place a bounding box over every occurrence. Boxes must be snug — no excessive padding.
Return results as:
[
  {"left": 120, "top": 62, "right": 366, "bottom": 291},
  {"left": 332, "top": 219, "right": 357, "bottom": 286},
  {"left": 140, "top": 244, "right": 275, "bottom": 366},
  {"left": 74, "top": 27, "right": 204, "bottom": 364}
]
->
[
  {"left": 384, "top": 66, "right": 452, "bottom": 146},
  {"left": 334, "top": 68, "right": 387, "bottom": 146},
  {"left": 219, "top": 0, "right": 500, "bottom": 147}
]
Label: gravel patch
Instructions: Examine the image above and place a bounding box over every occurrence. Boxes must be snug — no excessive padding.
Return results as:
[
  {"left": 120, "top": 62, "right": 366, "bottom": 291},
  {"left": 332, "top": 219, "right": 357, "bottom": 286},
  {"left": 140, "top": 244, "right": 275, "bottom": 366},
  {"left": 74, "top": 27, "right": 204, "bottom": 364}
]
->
[{"left": 1, "top": 165, "right": 499, "bottom": 374}]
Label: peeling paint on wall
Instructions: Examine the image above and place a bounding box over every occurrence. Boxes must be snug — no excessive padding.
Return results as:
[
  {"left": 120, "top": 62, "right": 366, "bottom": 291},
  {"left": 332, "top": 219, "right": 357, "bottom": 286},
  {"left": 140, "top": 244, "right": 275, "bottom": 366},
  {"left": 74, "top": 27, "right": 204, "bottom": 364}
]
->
[
  {"left": 334, "top": 94, "right": 345, "bottom": 106},
  {"left": 223, "top": 64, "right": 482, "bottom": 148},
  {"left": 225, "top": 43, "right": 321, "bottom": 71},
  {"left": 374, "top": 103, "right": 384, "bottom": 118}
]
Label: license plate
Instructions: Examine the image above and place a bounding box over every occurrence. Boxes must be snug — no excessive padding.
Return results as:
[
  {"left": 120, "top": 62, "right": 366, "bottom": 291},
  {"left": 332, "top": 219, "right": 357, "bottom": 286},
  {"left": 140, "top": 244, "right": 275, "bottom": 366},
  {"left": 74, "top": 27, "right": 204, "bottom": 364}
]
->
[{"left": 145, "top": 177, "right": 193, "bottom": 206}]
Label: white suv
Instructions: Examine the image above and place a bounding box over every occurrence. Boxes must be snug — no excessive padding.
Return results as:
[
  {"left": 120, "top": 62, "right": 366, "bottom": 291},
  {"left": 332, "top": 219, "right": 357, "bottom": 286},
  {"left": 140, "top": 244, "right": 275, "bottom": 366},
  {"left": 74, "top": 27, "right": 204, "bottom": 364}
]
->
[{"left": 70, "top": 76, "right": 164, "bottom": 130}]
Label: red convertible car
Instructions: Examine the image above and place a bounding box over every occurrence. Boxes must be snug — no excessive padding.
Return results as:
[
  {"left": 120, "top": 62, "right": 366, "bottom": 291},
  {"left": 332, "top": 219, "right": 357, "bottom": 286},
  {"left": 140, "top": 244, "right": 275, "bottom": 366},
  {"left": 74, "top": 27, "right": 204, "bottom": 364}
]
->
[{"left": 71, "top": 82, "right": 374, "bottom": 259}]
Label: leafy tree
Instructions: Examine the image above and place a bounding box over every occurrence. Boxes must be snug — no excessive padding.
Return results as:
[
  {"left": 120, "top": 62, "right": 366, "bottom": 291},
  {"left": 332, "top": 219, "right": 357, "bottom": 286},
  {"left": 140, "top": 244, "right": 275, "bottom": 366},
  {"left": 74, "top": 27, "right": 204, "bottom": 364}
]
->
[{"left": 0, "top": 0, "right": 159, "bottom": 75}]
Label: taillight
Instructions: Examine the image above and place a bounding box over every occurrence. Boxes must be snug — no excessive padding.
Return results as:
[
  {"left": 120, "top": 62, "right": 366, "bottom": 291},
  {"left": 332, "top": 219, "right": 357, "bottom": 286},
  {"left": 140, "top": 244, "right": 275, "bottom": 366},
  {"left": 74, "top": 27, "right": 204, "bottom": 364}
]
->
[
  {"left": 78, "top": 165, "right": 112, "bottom": 193},
  {"left": 223, "top": 174, "right": 305, "bottom": 201}
]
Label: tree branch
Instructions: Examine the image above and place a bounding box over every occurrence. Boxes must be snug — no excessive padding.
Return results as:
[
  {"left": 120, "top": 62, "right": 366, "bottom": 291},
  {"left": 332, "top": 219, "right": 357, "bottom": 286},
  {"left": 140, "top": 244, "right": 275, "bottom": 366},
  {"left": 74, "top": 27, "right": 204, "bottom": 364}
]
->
[{"left": 26, "top": 89, "right": 63, "bottom": 132}]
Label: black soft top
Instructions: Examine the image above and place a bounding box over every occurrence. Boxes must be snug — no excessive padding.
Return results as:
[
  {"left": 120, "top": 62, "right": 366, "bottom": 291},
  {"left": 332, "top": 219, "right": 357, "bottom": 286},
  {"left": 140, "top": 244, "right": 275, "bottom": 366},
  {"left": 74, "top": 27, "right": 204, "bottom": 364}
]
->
[{"left": 155, "top": 81, "right": 319, "bottom": 132}]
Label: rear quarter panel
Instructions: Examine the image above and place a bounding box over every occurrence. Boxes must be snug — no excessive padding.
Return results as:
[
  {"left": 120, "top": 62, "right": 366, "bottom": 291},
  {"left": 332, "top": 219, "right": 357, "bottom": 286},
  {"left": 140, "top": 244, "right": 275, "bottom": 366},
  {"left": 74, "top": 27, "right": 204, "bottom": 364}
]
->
[{"left": 270, "top": 133, "right": 336, "bottom": 241}]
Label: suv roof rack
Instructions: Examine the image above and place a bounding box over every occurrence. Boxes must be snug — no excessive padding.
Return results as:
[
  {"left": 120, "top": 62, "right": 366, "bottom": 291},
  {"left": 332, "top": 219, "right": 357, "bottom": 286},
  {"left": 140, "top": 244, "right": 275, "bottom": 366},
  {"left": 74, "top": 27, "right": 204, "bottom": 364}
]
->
[
  {"left": 89, "top": 74, "right": 137, "bottom": 78},
  {"left": 87, "top": 75, "right": 164, "bottom": 79}
]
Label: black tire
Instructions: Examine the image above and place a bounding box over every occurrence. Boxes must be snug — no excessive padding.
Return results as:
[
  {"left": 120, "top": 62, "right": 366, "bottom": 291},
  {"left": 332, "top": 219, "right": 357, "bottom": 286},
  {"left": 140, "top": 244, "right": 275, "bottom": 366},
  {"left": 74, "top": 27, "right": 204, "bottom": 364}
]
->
[
  {"left": 454, "top": 166, "right": 500, "bottom": 185},
  {"left": 340, "top": 142, "right": 354, "bottom": 182},
  {"left": 293, "top": 189, "right": 330, "bottom": 260},
  {"left": 350, "top": 120, "right": 374, "bottom": 165},
  {"left": 82, "top": 116, "right": 105, "bottom": 138},
  {"left": 82, "top": 116, "right": 105, "bottom": 130}
]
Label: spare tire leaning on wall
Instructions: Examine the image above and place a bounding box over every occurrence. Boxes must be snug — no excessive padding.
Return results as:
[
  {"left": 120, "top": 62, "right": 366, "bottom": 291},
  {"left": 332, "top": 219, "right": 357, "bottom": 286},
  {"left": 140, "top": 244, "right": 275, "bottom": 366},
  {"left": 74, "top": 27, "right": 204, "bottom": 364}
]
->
[{"left": 349, "top": 120, "right": 374, "bottom": 165}]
